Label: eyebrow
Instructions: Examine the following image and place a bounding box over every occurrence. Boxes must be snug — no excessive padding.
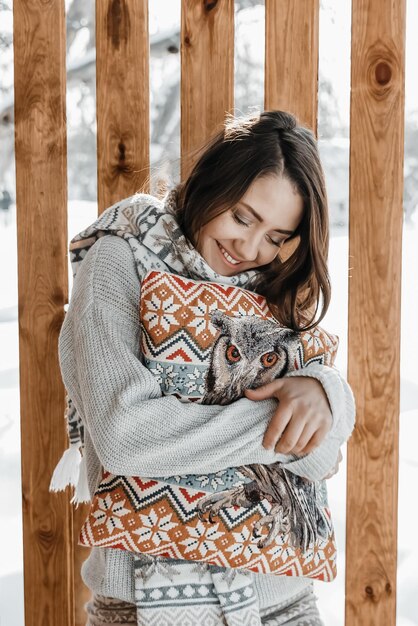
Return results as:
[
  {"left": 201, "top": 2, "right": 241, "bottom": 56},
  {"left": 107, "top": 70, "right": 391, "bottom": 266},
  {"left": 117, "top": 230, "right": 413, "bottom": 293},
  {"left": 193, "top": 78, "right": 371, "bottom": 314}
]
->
[{"left": 239, "top": 201, "right": 295, "bottom": 235}]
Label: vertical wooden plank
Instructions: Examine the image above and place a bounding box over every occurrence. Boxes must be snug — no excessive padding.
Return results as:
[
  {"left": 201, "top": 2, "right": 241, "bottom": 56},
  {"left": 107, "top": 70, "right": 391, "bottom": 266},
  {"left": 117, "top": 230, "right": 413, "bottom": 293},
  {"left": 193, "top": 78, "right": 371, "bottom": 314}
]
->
[
  {"left": 346, "top": 1, "right": 406, "bottom": 625},
  {"left": 181, "top": 0, "right": 234, "bottom": 179},
  {"left": 73, "top": 1, "right": 151, "bottom": 618},
  {"left": 13, "top": 1, "right": 73, "bottom": 626},
  {"left": 265, "top": 0, "right": 319, "bottom": 133},
  {"left": 96, "top": 0, "right": 150, "bottom": 212}
]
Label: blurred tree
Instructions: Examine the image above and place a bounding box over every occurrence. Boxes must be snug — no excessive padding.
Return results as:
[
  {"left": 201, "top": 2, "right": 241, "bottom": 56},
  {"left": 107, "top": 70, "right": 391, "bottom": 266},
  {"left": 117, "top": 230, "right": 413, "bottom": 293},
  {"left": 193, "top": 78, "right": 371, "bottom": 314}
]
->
[
  {"left": 403, "top": 116, "right": 418, "bottom": 223},
  {"left": 318, "top": 77, "right": 347, "bottom": 139}
]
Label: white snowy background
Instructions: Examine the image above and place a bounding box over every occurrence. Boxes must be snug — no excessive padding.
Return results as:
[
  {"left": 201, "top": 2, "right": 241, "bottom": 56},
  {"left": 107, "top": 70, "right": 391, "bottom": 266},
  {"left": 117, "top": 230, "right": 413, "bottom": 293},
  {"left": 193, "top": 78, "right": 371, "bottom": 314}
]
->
[{"left": 0, "top": 1, "right": 417, "bottom": 625}]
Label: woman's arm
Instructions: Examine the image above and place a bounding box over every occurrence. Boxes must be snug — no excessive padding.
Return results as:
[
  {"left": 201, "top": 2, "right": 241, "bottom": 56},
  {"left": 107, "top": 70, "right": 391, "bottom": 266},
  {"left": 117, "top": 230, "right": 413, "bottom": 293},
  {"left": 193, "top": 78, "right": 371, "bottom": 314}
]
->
[
  {"left": 59, "top": 234, "right": 355, "bottom": 479},
  {"left": 246, "top": 362, "right": 356, "bottom": 480}
]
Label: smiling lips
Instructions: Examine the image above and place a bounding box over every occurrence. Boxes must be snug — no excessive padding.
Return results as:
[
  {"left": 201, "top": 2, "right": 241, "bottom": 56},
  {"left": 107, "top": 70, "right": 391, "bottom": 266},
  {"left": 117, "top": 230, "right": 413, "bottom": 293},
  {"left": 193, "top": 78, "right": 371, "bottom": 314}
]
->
[{"left": 217, "top": 241, "right": 242, "bottom": 266}]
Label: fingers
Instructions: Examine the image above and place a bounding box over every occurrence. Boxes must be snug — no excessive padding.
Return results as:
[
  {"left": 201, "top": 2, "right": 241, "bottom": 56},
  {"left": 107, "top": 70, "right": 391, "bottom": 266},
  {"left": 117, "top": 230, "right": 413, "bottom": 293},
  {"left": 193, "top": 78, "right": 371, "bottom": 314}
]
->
[
  {"left": 271, "top": 418, "right": 326, "bottom": 455},
  {"left": 261, "top": 399, "right": 319, "bottom": 454},
  {"left": 297, "top": 428, "right": 327, "bottom": 455},
  {"left": 245, "top": 379, "right": 284, "bottom": 401},
  {"left": 273, "top": 415, "right": 306, "bottom": 454},
  {"left": 291, "top": 423, "right": 317, "bottom": 455},
  {"left": 247, "top": 377, "right": 333, "bottom": 456},
  {"left": 262, "top": 400, "right": 292, "bottom": 450}
]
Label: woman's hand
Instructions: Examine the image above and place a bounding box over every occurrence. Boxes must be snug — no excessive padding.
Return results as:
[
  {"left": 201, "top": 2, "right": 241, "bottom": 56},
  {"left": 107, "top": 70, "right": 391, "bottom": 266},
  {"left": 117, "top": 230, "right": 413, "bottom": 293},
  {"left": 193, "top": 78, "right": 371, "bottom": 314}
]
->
[{"left": 244, "top": 377, "right": 333, "bottom": 455}]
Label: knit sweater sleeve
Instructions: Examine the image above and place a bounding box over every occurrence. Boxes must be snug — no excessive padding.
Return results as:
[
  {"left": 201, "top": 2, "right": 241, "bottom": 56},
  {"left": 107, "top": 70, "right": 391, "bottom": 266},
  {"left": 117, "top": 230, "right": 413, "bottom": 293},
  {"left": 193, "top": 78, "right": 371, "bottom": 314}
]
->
[{"left": 58, "top": 235, "right": 355, "bottom": 480}]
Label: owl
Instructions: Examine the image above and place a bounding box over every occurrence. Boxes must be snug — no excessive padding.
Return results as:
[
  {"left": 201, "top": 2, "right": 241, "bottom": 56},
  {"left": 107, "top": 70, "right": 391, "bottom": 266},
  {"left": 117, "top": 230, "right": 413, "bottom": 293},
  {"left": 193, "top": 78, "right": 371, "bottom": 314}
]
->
[
  {"left": 197, "top": 463, "right": 330, "bottom": 551},
  {"left": 197, "top": 311, "right": 332, "bottom": 550},
  {"left": 201, "top": 310, "right": 301, "bottom": 405}
]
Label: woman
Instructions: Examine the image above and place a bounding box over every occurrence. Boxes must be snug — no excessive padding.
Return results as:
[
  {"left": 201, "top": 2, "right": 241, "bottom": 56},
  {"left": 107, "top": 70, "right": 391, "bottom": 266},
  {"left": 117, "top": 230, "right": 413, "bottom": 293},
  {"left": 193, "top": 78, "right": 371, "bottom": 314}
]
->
[{"left": 57, "top": 110, "right": 355, "bottom": 625}]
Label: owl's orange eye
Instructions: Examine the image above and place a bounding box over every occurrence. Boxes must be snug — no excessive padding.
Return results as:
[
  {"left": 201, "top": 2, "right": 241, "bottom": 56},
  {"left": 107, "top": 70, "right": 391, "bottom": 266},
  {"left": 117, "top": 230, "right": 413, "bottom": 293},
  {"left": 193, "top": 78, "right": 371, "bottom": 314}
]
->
[
  {"left": 261, "top": 352, "right": 279, "bottom": 368},
  {"left": 226, "top": 344, "right": 241, "bottom": 363}
]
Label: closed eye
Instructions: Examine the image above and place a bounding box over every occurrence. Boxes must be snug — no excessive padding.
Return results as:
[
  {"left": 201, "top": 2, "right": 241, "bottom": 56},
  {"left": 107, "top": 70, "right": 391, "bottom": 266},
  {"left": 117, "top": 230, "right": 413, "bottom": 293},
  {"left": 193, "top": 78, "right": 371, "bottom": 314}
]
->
[
  {"left": 268, "top": 236, "right": 285, "bottom": 248},
  {"left": 231, "top": 211, "right": 285, "bottom": 248},
  {"left": 231, "top": 211, "right": 250, "bottom": 227}
]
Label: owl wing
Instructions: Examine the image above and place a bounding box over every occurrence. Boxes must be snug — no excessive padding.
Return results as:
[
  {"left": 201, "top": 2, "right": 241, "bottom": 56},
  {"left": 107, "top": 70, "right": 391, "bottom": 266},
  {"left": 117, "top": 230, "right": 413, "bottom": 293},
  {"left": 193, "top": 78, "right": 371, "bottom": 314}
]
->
[{"left": 282, "top": 469, "right": 326, "bottom": 551}]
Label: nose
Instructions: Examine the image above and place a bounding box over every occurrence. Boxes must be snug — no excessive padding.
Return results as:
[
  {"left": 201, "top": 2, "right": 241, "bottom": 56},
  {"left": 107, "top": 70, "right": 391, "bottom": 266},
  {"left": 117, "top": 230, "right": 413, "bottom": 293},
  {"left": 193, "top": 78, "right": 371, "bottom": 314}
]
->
[{"left": 235, "top": 233, "right": 260, "bottom": 262}]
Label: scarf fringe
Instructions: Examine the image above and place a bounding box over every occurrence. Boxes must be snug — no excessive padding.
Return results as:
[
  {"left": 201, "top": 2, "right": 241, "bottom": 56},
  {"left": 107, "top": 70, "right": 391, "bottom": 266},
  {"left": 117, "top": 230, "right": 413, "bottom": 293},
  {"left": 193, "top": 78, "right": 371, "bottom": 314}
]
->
[
  {"left": 49, "top": 444, "right": 91, "bottom": 506},
  {"left": 71, "top": 452, "right": 91, "bottom": 506},
  {"left": 50, "top": 191, "right": 258, "bottom": 515},
  {"left": 49, "top": 444, "right": 81, "bottom": 489}
]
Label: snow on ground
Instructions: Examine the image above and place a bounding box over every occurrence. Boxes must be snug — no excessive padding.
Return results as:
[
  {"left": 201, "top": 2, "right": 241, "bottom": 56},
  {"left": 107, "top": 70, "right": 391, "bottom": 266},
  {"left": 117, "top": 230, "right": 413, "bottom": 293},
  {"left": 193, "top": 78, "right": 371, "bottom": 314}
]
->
[{"left": 0, "top": 203, "right": 417, "bottom": 625}]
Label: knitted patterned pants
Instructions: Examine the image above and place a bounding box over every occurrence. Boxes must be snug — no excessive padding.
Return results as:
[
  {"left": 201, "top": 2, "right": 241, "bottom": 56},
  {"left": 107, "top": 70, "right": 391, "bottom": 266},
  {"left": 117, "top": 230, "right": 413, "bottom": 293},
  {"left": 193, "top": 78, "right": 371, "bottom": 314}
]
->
[{"left": 84, "top": 586, "right": 325, "bottom": 626}]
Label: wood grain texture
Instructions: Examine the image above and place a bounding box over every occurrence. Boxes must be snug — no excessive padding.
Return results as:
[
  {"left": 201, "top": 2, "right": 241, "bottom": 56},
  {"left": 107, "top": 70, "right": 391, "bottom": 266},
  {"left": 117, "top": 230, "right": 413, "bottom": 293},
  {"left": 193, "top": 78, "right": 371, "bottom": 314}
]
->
[
  {"left": 265, "top": 0, "right": 319, "bottom": 134},
  {"left": 13, "top": 1, "right": 73, "bottom": 625},
  {"left": 96, "top": 0, "right": 150, "bottom": 212},
  {"left": 180, "top": 0, "right": 234, "bottom": 179},
  {"left": 346, "top": 1, "right": 406, "bottom": 624},
  {"left": 79, "top": 0, "right": 151, "bottom": 613}
]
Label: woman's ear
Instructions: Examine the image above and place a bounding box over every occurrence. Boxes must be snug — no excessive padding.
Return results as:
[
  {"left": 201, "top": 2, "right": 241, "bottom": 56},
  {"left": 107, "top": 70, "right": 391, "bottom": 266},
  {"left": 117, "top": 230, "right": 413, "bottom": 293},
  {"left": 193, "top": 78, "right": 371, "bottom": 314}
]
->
[{"left": 279, "top": 235, "right": 300, "bottom": 262}]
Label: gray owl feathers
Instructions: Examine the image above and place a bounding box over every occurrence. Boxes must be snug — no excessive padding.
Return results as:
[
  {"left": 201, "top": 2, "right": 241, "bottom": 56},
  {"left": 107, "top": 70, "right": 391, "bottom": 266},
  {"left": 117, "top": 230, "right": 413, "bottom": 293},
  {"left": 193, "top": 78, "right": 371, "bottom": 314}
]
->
[
  {"left": 202, "top": 310, "right": 300, "bottom": 405},
  {"left": 197, "top": 310, "right": 331, "bottom": 551}
]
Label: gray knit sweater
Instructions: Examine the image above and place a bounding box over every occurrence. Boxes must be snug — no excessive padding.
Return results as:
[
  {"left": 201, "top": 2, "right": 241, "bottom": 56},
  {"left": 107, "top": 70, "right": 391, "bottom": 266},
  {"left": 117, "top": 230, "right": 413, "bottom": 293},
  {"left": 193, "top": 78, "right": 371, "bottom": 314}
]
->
[{"left": 58, "top": 233, "right": 355, "bottom": 610}]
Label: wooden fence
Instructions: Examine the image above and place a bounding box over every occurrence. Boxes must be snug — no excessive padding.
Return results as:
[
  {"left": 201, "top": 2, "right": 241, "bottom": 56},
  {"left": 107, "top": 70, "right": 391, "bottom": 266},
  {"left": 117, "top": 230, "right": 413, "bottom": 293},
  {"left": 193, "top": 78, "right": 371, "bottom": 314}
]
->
[{"left": 12, "top": 1, "right": 405, "bottom": 624}]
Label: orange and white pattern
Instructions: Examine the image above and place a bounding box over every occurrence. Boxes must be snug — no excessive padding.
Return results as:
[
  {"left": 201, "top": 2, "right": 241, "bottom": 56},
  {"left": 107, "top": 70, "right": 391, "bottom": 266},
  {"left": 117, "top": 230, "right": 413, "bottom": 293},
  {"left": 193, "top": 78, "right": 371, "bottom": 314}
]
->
[{"left": 79, "top": 471, "right": 337, "bottom": 582}]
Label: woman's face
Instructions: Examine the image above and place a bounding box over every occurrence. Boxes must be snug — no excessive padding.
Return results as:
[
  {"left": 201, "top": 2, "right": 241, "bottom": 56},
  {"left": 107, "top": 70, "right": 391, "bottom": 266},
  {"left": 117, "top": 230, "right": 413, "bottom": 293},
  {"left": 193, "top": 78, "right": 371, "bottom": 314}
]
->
[{"left": 195, "top": 174, "right": 304, "bottom": 276}]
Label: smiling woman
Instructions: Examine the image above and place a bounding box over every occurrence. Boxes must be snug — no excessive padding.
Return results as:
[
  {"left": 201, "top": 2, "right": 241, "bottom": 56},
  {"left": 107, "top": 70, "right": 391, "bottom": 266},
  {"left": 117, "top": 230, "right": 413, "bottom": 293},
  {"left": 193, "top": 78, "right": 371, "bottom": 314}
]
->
[
  {"left": 175, "top": 110, "right": 331, "bottom": 332},
  {"left": 50, "top": 107, "right": 355, "bottom": 626},
  {"left": 195, "top": 175, "right": 304, "bottom": 274}
]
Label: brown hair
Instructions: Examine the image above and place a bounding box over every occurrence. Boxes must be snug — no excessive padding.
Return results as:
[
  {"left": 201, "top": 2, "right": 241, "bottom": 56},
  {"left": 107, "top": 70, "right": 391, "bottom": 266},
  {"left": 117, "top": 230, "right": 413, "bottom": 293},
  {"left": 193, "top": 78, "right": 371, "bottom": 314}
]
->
[{"left": 173, "top": 110, "right": 330, "bottom": 332}]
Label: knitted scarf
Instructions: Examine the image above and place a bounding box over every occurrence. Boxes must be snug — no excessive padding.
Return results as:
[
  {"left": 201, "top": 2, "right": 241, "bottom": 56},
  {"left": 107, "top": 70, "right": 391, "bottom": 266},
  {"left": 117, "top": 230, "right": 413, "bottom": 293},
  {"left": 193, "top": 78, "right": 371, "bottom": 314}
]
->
[{"left": 49, "top": 188, "right": 266, "bottom": 625}]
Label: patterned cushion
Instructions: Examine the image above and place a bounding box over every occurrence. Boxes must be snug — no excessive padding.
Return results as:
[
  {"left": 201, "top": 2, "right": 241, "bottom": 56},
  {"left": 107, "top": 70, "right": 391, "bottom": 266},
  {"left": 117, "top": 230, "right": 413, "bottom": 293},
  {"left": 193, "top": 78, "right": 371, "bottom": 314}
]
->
[
  {"left": 79, "top": 271, "right": 339, "bottom": 581},
  {"left": 140, "top": 270, "right": 338, "bottom": 402}
]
